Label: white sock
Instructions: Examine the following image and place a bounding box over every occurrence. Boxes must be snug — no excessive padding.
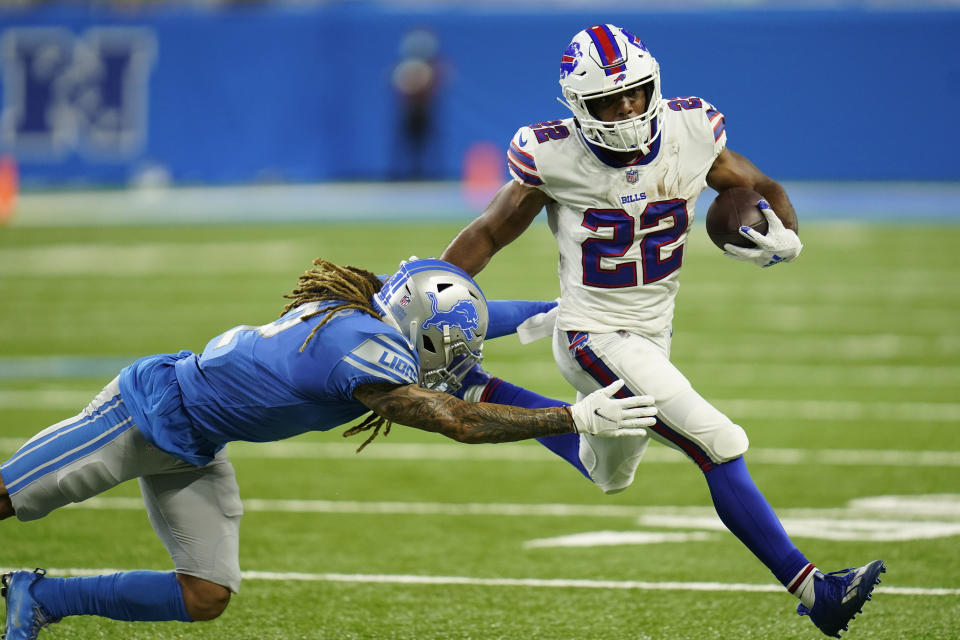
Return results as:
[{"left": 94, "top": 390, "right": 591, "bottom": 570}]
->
[
  {"left": 788, "top": 563, "right": 819, "bottom": 609},
  {"left": 459, "top": 384, "right": 486, "bottom": 403}
]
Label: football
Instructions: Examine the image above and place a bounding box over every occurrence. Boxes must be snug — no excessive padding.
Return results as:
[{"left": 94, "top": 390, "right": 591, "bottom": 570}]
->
[{"left": 705, "top": 187, "right": 769, "bottom": 250}]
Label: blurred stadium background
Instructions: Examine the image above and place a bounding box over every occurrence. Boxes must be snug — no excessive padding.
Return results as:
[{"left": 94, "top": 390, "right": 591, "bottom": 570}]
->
[{"left": 1, "top": 1, "right": 959, "bottom": 638}]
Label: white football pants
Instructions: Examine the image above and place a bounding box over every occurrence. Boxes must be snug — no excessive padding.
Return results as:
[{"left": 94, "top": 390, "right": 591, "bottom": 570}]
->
[{"left": 553, "top": 328, "right": 748, "bottom": 493}]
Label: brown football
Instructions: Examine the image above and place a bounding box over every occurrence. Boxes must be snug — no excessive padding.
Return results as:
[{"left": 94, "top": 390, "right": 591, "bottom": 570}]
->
[{"left": 705, "top": 187, "right": 769, "bottom": 250}]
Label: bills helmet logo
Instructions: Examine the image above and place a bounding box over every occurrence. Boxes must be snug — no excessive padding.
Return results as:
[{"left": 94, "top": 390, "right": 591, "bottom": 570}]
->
[
  {"left": 559, "top": 42, "right": 582, "bottom": 79},
  {"left": 620, "top": 28, "right": 647, "bottom": 52},
  {"left": 613, "top": 73, "right": 626, "bottom": 84},
  {"left": 421, "top": 292, "right": 480, "bottom": 341}
]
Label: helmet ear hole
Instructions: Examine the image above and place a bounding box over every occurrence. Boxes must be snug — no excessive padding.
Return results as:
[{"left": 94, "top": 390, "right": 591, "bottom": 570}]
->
[{"left": 422, "top": 335, "right": 437, "bottom": 353}]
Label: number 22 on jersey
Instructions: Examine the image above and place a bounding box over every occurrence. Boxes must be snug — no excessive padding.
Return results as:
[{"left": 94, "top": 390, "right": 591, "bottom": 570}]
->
[{"left": 581, "top": 199, "right": 689, "bottom": 288}]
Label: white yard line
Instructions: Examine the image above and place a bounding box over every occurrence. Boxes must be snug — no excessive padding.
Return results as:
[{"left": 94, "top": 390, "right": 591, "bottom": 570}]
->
[
  {"left": 0, "top": 566, "right": 953, "bottom": 597},
  {"left": 4, "top": 357, "right": 960, "bottom": 388},
  {"left": 2, "top": 436, "right": 959, "bottom": 468},
  {"left": 1, "top": 388, "right": 959, "bottom": 422},
  {"left": 64, "top": 495, "right": 960, "bottom": 522},
  {"left": 0, "top": 388, "right": 925, "bottom": 420},
  {"left": 0, "top": 241, "right": 306, "bottom": 276}
]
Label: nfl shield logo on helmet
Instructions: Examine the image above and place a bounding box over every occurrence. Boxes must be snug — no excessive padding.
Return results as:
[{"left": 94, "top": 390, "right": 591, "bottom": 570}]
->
[
  {"left": 400, "top": 295, "right": 410, "bottom": 307},
  {"left": 626, "top": 169, "right": 639, "bottom": 184}
]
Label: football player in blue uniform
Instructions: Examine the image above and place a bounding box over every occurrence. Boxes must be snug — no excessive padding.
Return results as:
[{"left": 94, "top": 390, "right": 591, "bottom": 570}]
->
[{"left": 0, "top": 257, "right": 656, "bottom": 640}]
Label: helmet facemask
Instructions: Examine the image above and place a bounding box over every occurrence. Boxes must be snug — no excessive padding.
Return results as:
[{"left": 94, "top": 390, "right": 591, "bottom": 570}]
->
[
  {"left": 558, "top": 25, "right": 663, "bottom": 154},
  {"left": 419, "top": 335, "right": 481, "bottom": 392}
]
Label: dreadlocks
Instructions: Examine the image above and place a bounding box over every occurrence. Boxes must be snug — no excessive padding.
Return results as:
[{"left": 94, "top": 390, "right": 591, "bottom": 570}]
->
[
  {"left": 282, "top": 257, "right": 394, "bottom": 452},
  {"left": 342, "top": 413, "right": 392, "bottom": 453},
  {"left": 282, "top": 257, "right": 384, "bottom": 352}
]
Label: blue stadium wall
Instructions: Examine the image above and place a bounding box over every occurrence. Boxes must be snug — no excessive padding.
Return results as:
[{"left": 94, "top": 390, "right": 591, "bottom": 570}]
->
[{"left": 1, "top": 3, "right": 958, "bottom": 186}]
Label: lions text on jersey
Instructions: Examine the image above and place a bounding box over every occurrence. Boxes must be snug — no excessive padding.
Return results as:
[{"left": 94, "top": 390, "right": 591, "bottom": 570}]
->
[{"left": 118, "top": 301, "right": 419, "bottom": 466}]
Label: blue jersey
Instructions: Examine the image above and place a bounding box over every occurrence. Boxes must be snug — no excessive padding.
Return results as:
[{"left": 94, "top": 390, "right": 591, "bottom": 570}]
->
[{"left": 118, "top": 302, "right": 419, "bottom": 466}]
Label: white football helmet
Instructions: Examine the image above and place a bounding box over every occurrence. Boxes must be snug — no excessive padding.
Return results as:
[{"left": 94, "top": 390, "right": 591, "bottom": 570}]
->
[
  {"left": 373, "top": 258, "right": 487, "bottom": 392},
  {"left": 558, "top": 24, "right": 662, "bottom": 154}
]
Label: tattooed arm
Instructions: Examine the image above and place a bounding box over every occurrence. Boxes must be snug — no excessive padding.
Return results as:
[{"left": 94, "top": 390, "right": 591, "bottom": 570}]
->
[{"left": 353, "top": 382, "right": 574, "bottom": 444}]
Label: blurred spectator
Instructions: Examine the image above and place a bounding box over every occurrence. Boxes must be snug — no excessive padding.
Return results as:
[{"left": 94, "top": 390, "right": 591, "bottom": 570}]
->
[{"left": 390, "top": 26, "right": 445, "bottom": 181}]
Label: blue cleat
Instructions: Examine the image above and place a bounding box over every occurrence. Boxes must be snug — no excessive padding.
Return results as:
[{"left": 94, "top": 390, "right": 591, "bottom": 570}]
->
[
  {"left": 797, "top": 560, "right": 886, "bottom": 638},
  {"left": 2, "top": 569, "right": 59, "bottom": 640}
]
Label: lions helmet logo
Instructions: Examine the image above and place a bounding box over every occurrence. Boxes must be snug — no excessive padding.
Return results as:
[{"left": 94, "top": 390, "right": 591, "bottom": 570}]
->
[{"left": 421, "top": 292, "right": 480, "bottom": 341}]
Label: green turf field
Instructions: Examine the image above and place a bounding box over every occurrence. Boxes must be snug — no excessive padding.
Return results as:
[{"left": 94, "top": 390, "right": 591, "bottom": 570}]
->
[{"left": 1, "top": 221, "right": 959, "bottom": 639}]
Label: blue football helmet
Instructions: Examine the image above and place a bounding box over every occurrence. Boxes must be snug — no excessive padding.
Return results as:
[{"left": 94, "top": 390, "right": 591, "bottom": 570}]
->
[{"left": 374, "top": 258, "right": 487, "bottom": 392}]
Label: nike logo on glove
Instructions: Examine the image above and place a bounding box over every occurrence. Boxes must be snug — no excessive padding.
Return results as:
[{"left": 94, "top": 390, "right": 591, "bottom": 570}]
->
[
  {"left": 593, "top": 408, "right": 614, "bottom": 423},
  {"left": 518, "top": 133, "right": 527, "bottom": 147}
]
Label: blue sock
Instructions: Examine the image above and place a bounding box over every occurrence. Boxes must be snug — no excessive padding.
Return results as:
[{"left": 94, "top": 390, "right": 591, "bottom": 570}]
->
[
  {"left": 704, "top": 457, "right": 812, "bottom": 588},
  {"left": 480, "top": 377, "right": 590, "bottom": 479},
  {"left": 32, "top": 571, "right": 192, "bottom": 622}
]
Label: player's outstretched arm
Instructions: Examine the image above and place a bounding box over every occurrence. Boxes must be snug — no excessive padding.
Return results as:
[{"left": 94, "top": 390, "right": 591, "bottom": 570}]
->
[
  {"left": 353, "top": 380, "right": 655, "bottom": 444},
  {"left": 441, "top": 181, "right": 551, "bottom": 277}
]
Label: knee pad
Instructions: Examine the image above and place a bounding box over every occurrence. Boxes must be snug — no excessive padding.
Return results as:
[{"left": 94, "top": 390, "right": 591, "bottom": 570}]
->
[
  {"left": 659, "top": 397, "right": 749, "bottom": 465},
  {"left": 712, "top": 422, "right": 749, "bottom": 462},
  {"left": 578, "top": 433, "right": 650, "bottom": 494}
]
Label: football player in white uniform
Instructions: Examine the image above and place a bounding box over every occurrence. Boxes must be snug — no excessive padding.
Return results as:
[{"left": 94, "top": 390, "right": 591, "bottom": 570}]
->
[{"left": 442, "top": 24, "right": 884, "bottom": 637}]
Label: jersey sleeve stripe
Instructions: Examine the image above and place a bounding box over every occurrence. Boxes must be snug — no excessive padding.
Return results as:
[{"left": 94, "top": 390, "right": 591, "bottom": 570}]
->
[
  {"left": 508, "top": 144, "right": 537, "bottom": 171},
  {"left": 708, "top": 110, "right": 726, "bottom": 142},
  {"left": 342, "top": 353, "right": 412, "bottom": 385},
  {"left": 345, "top": 336, "right": 419, "bottom": 384},
  {"left": 370, "top": 334, "right": 417, "bottom": 369},
  {"left": 507, "top": 159, "right": 544, "bottom": 186}
]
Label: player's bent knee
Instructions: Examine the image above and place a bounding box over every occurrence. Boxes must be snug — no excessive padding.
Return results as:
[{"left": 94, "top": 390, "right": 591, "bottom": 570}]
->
[
  {"left": 712, "top": 423, "right": 749, "bottom": 462},
  {"left": 176, "top": 574, "right": 231, "bottom": 621}
]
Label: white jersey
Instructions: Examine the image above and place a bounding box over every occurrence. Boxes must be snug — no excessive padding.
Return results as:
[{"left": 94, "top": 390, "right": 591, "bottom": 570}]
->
[{"left": 507, "top": 97, "right": 726, "bottom": 335}]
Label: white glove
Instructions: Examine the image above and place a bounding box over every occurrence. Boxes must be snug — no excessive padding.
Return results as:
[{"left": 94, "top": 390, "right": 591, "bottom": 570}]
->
[
  {"left": 516, "top": 302, "right": 558, "bottom": 344},
  {"left": 569, "top": 380, "right": 657, "bottom": 438},
  {"left": 723, "top": 199, "right": 803, "bottom": 268}
]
